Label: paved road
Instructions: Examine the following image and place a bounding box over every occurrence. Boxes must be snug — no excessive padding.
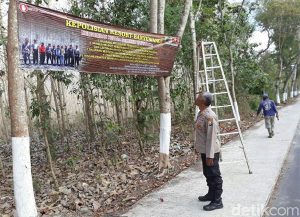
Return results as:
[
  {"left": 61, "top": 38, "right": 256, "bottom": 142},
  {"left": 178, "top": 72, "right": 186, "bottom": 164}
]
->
[
  {"left": 124, "top": 98, "right": 300, "bottom": 217},
  {"left": 265, "top": 122, "right": 300, "bottom": 217}
]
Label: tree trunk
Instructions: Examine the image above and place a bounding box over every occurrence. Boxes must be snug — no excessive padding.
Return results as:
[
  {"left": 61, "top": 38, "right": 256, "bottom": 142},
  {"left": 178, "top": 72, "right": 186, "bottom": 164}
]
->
[
  {"left": 124, "top": 88, "right": 129, "bottom": 122},
  {"left": 189, "top": 8, "right": 200, "bottom": 120},
  {"left": 228, "top": 46, "right": 241, "bottom": 121},
  {"left": 24, "top": 84, "right": 34, "bottom": 137},
  {"left": 43, "top": 127, "right": 59, "bottom": 189},
  {"left": 294, "top": 68, "right": 299, "bottom": 97},
  {"left": 0, "top": 154, "right": 5, "bottom": 178},
  {"left": 62, "top": 83, "right": 69, "bottom": 125},
  {"left": 36, "top": 72, "right": 58, "bottom": 188},
  {"left": 282, "top": 66, "right": 296, "bottom": 102},
  {"left": 81, "top": 73, "right": 95, "bottom": 142},
  {"left": 218, "top": 0, "right": 242, "bottom": 120},
  {"left": 57, "top": 81, "right": 67, "bottom": 133},
  {"left": 158, "top": 0, "right": 165, "bottom": 33},
  {"left": 51, "top": 77, "right": 64, "bottom": 146},
  {"left": 156, "top": 0, "right": 192, "bottom": 170},
  {"left": 131, "top": 78, "right": 146, "bottom": 155},
  {"left": 88, "top": 81, "right": 96, "bottom": 127},
  {"left": 156, "top": 0, "right": 171, "bottom": 169},
  {"left": 7, "top": 0, "right": 38, "bottom": 216},
  {"left": 0, "top": 0, "right": 9, "bottom": 142},
  {"left": 0, "top": 0, "right": 7, "bottom": 70},
  {"left": 176, "top": 0, "right": 193, "bottom": 39},
  {"left": 290, "top": 66, "right": 297, "bottom": 98},
  {"left": 114, "top": 97, "right": 122, "bottom": 126},
  {"left": 150, "top": 0, "right": 158, "bottom": 34},
  {"left": 103, "top": 98, "right": 108, "bottom": 117},
  {"left": 190, "top": 11, "right": 198, "bottom": 101},
  {"left": 0, "top": 92, "right": 9, "bottom": 142},
  {"left": 275, "top": 56, "right": 283, "bottom": 104}
]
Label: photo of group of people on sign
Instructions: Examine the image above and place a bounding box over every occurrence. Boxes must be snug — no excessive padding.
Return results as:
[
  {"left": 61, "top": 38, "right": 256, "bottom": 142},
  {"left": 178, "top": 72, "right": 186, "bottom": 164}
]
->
[{"left": 21, "top": 38, "right": 82, "bottom": 68}]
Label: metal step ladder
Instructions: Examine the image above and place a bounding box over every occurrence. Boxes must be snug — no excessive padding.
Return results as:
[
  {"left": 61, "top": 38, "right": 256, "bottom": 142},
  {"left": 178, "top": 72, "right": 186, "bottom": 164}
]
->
[{"left": 197, "top": 41, "right": 252, "bottom": 174}]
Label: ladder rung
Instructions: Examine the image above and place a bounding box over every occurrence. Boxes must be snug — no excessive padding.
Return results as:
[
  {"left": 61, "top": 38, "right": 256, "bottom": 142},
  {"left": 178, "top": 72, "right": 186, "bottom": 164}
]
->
[
  {"left": 218, "top": 118, "right": 236, "bottom": 122},
  {"left": 211, "top": 105, "right": 231, "bottom": 109},
  {"left": 208, "top": 79, "right": 224, "bottom": 82},
  {"left": 219, "top": 132, "right": 239, "bottom": 136},
  {"left": 199, "top": 80, "right": 222, "bottom": 85},
  {"left": 203, "top": 42, "right": 214, "bottom": 45},
  {"left": 206, "top": 66, "right": 221, "bottom": 70},
  {"left": 212, "top": 92, "right": 227, "bottom": 95},
  {"left": 199, "top": 70, "right": 213, "bottom": 73},
  {"left": 205, "top": 54, "right": 217, "bottom": 56}
]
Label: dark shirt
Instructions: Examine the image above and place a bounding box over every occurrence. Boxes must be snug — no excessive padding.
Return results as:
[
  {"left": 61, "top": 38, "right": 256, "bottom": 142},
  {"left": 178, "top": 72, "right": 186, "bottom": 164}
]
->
[{"left": 257, "top": 99, "right": 278, "bottom": 117}]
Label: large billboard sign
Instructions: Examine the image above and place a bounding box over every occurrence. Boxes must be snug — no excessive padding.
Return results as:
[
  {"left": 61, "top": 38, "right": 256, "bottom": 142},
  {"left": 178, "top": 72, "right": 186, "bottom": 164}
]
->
[{"left": 17, "top": 2, "right": 180, "bottom": 76}]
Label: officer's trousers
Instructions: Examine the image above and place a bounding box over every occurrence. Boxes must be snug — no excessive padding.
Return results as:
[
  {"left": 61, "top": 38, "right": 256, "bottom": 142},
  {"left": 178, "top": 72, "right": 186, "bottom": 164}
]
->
[
  {"left": 201, "top": 153, "right": 223, "bottom": 201},
  {"left": 33, "top": 49, "right": 38, "bottom": 65}
]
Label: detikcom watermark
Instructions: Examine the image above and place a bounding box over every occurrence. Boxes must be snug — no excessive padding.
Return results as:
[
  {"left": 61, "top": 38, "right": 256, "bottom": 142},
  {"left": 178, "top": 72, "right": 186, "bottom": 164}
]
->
[{"left": 232, "top": 204, "right": 300, "bottom": 216}]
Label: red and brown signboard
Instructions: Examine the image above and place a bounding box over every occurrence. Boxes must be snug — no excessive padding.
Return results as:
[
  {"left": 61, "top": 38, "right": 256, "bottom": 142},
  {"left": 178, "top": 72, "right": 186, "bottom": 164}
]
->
[{"left": 17, "top": 2, "right": 180, "bottom": 76}]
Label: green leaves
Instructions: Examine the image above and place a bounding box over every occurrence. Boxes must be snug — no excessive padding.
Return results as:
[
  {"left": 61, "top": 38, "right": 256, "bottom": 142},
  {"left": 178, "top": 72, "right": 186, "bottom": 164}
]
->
[
  {"left": 50, "top": 71, "right": 73, "bottom": 86},
  {"left": 0, "top": 36, "right": 7, "bottom": 46}
]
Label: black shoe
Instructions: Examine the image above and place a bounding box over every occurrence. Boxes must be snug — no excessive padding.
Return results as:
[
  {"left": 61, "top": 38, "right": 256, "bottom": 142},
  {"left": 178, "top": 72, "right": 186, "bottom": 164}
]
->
[
  {"left": 203, "top": 199, "right": 223, "bottom": 211},
  {"left": 198, "top": 194, "right": 213, "bottom": 202},
  {"left": 268, "top": 135, "right": 272, "bottom": 138}
]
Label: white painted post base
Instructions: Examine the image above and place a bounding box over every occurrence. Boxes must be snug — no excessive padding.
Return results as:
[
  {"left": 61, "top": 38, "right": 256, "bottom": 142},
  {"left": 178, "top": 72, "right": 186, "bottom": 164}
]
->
[
  {"left": 194, "top": 106, "right": 199, "bottom": 121},
  {"left": 294, "top": 90, "right": 298, "bottom": 97},
  {"left": 283, "top": 92, "right": 288, "bottom": 102},
  {"left": 233, "top": 101, "right": 241, "bottom": 122},
  {"left": 276, "top": 93, "right": 280, "bottom": 104},
  {"left": 12, "top": 137, "right": 37, "bottom": 217},
  {"left": 159, "top": 113, "right": 171, "bottom": 169},
  {"left": 294, "top": 87, "right": 298, "bottom": 97},
  {"left": 290, "top": 90, "right": 294, "bottom": 98}
]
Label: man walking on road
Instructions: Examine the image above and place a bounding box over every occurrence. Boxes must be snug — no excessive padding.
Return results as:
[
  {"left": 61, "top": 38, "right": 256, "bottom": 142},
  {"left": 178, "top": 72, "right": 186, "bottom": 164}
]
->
[
  {"left": 257, "top": 93, "right": 279, "bottom": 138},
  {"left": 194, "top": 92, "right": 223, "bottom": 211}
]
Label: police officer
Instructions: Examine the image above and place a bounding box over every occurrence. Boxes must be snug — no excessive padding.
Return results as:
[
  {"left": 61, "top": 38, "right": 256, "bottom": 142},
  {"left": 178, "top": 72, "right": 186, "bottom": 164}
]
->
[
  {"left": 21, "top": 38, "right": 31, "bottom": 65},
  {"left": 64, "top": 45, "right": 68, "bottom": 66},
  {"left": 55, "top": 45, "right": 61, "bottom": 66},
  {"left": 74, "top": 45, "right": 80, "bottom": 68},
  {"left": 31, "top": 39, "right": 39, "bottom": 65},
  {"left": 46, "top": 43, "right": 52, "bottom": 65},
  {"left": 257, "top": 93, "right": 279, "bottom": 138},
  {"left": 51, "top": 45, "right": 56, "bottom": 65},
  {"left": 194, "top": 92, "right": 223, "bottom": 211},
  {"left": 68, "top": 45, "right": 74, "bottom": 67}
]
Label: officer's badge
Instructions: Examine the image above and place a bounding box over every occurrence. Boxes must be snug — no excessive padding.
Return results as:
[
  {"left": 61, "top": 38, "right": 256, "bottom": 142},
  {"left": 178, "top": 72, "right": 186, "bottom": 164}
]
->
[
  {"left": 196, "top": 122, "right": 202, "bottom": 129},
  {"left": 208, "top": 117, "right": 213, "bottom": 126}
]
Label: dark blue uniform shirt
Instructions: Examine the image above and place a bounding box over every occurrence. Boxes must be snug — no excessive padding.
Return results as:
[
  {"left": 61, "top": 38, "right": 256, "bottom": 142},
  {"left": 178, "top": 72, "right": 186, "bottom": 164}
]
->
[{"left": 257, "top": 99, "right": 278, "bottom": 117}]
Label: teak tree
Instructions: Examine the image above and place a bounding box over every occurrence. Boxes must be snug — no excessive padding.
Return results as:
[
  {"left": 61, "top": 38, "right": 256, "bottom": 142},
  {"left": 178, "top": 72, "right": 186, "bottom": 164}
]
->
[{"left": 7, "top": 0, "right": 38, "bottom": 216}]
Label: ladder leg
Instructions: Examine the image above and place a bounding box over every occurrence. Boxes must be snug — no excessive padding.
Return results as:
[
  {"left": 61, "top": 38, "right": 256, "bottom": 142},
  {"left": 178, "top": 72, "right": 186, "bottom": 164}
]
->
[
  {"left": 240, "top": 137, "right": 253, "bottom": 174},
  {"left": 198, "top": 41, "right": 252, "bottom": 174},
  {"left": 212, "top": 42, "right": 253, "bottom": 174},
  {"left": 201, "top": 43, "right": 209, "bottom": 92}
]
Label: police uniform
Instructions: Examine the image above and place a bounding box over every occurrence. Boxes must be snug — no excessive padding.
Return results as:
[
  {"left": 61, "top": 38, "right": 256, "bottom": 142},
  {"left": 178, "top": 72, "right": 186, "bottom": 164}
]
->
[
  {"left": 46, "top": 45, "right": 52, "bottom": 65},
  {"left": 195, "top": 106, "right": 223, "bottom": 203},
  {"left": 32, "top": 42, "right": 39, "bottom": 65},
  {"left": 74, "top": 47, "right": 80, "bottom": 68},
  {"left": 51, "top": 46, "right": 56, "bottom": 65}
]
